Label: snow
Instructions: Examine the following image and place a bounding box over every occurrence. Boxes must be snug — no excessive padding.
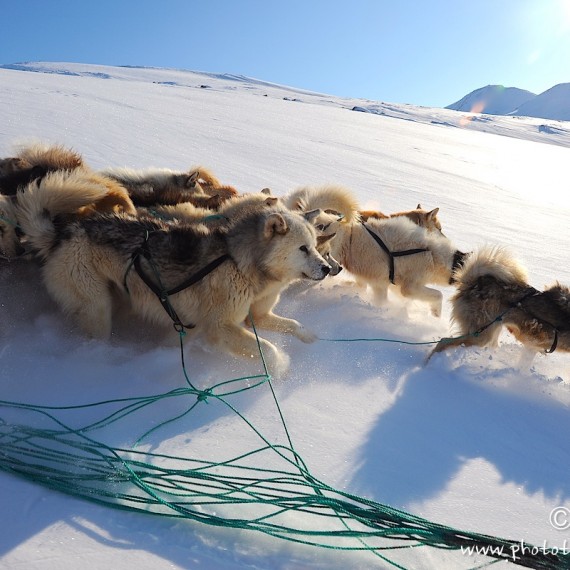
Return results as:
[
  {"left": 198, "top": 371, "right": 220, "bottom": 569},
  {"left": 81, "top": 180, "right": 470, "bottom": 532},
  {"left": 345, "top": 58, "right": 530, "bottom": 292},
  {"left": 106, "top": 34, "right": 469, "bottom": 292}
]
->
[
  {"left": 1, "top": 62, "right": 570, "bottom": 570},
  {"left": 514, "top": 83, "right": 570, "bottom": 122}
]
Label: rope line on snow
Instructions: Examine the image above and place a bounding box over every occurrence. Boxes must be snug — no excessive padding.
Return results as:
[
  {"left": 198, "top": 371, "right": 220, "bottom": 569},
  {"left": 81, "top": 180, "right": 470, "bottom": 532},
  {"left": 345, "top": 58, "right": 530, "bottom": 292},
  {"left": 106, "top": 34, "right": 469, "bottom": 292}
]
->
[{"left": 0, "top": 311, "right": 566, "bottom": 569}]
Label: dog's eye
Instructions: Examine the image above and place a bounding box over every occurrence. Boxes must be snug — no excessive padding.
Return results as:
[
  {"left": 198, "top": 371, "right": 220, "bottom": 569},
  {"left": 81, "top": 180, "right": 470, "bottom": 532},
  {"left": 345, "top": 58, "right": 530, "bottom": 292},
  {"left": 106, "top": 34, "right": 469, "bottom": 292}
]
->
[
  {"left": 316, "top": 224, "right": 325, "bottom": 231},
  {"left": 299, "top": 245, "right": 308, "bottom": 253}
]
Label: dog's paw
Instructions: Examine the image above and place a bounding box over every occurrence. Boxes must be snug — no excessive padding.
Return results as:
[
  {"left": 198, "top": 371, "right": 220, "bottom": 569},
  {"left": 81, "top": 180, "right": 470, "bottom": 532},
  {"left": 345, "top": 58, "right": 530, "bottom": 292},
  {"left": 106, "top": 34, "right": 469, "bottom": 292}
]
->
[
  {"left": 268, "top": 350, "right": 290, "bottom": 379},
  {"left": 295, "top": 326, "right": 318, "bottom": 343}
]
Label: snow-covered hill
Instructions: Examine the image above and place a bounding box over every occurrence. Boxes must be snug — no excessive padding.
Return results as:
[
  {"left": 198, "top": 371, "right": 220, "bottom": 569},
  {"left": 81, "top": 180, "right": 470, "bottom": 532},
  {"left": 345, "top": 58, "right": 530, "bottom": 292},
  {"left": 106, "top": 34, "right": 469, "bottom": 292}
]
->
[
  {"left": 513, "top": 83, "right": 570, "bottom": 121},
  {"left": 446, "top": 85, "right": 536, "bottom": 115},
  {"left": 1, "top": 62, "right": 570, "bottom": 570},
  {"left": 447, "top": 82, "right": 570, "bottom": 122}
]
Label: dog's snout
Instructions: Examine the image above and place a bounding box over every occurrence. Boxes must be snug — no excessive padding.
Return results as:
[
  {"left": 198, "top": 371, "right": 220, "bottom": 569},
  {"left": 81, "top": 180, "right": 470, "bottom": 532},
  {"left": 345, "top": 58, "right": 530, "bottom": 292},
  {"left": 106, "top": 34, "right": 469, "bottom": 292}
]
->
[{"left": 322, "top": 264, "right": 331, "bottom": 276}]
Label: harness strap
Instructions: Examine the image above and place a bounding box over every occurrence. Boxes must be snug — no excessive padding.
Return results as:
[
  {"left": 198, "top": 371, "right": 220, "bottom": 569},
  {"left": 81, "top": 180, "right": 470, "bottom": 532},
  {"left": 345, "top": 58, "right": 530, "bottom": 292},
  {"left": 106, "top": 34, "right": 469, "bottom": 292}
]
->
[
  {"left": 512, "top": 288, "right": 560, "bottom": 354},
  {"left": 126, "top": 232, "right": 230, "bottom": 331},
  {"left": 362, "top": 223, "right": 428, "bottom": 284}
]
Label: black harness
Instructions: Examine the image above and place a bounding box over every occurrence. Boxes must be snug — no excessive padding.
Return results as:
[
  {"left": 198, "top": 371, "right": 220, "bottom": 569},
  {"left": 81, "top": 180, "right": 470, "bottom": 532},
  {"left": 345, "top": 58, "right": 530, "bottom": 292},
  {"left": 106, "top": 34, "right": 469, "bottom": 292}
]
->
[
  {"left": 362, "top": 222, "right": 428, "bottom": 284},
  {"left": 510, "top": 287, "right": 561, "bottom": 354},
  {"left": 125, "top": 232, "right": 230, "bottom": 331},
  {"left": 472, "top": 287, "right": 561, "bottom": 354}
]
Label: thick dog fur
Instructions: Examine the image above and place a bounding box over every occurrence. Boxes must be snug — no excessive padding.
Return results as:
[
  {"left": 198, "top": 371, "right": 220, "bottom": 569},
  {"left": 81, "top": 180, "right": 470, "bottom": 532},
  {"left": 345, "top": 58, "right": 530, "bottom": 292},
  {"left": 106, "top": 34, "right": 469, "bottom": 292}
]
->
[
  {"left": 17, "top": 182, "right": 332, "bottom": 376},
  {"left": 360, "top": 204, "right": 444, "bottom": 234},
  {"left": 1, "top": 143, "right": 136, "bottom": 215},
  {"left": 285, "top": 184, "right": 464, "bottom": 315},
  {"left": 142, "top": 191, "right": 342, "bottom": 276},
  {"left": 101, "top": 165, "right": 238, "bottom": 209},
  {"left": 0, "top": 195, "right": 23, "bottom": 259},
  {"left": 0, "top": 142, "right": 85, "bottom": 195},
  {"left": 430, "top": 246, "right": 570, "bottom": 357}
]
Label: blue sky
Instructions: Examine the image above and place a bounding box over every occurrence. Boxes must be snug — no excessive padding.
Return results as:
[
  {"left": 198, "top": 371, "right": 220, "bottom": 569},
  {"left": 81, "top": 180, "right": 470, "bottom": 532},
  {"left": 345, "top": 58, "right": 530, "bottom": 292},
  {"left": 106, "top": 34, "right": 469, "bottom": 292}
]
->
[{"left": 1, "top": 0, "right": 569, "bottom": 107}]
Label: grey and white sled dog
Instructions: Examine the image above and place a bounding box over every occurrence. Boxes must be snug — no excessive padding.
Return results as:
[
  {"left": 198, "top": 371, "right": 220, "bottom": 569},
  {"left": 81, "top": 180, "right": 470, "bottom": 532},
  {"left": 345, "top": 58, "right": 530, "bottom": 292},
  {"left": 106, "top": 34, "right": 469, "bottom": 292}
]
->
[
  {"left": 142, "top": 189, "right": 343, "bottom": 276},
  {"left": 16, "top": 180, "right": 332, "bottom": 376},
  {"left": 285, "top": 184, "right": 467, "bottom": 316},
  {"left": 430, "top": 246, "right": 570, "bottom": 358}
]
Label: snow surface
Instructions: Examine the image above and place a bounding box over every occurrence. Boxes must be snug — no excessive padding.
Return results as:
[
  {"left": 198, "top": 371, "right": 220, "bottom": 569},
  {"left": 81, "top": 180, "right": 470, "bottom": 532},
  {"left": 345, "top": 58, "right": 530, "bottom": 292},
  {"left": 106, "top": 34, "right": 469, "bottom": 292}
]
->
[{"left": 1, "top": 62, "right": 570, "bottom": 570}]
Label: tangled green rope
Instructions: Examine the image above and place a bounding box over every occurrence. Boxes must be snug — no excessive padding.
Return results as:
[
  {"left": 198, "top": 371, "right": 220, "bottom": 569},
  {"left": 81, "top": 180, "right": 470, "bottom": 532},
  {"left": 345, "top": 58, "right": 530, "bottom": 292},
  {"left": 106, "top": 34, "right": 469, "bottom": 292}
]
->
[{"left": 0, "top": 325, "right": 566, "bottom": 570}]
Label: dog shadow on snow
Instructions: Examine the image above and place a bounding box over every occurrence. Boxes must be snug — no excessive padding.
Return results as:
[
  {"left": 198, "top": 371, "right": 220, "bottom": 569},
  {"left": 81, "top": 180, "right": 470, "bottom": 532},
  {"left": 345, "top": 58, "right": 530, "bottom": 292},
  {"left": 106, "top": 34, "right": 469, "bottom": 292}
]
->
[{"left": 350, "top": 359, "right": 570, "bottom": 509}]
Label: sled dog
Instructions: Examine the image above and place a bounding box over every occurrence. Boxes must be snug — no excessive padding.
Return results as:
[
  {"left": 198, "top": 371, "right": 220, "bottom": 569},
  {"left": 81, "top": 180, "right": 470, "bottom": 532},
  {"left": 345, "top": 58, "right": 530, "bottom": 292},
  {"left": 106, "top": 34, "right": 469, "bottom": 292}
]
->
[
  {"left": 101, "top": 165, "right": 238, "bottom": 209},
  {"left": 360, "top": 204, "right": 444, "bottom": 235},
  {"left": 285, "top": 184, "right": 465, "bottom": 315},
  {"left": 0, "top": 143, "right": 136, "bottom": 217},
  {"left": 143, "top": 190, "right": 343, "bottom": 276},
  {"left": 0, "top": 142, "right": 85, "bottom": 195},
  {"left": 17, "top": 182, "right": 332, "bottom": 376},
  {"left": 430, "top": 246, "right": 570, "bottom": 357}
]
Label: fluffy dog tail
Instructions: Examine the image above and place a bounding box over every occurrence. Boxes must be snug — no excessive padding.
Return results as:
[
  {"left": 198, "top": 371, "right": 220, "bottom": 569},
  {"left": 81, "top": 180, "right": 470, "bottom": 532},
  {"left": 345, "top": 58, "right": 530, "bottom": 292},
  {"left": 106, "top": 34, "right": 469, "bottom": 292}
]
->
[
  {"left": 15, "top": 141, "right": 85, "bottom": 171},
  {"left": 16, "top": 170, "right": 109, "bottom": 259},
  {"left": 284, "top": 184, "right": 361, "bottom": 224},
  {"left": 453, "top": 245, "right": 528, "bottom": 290}
]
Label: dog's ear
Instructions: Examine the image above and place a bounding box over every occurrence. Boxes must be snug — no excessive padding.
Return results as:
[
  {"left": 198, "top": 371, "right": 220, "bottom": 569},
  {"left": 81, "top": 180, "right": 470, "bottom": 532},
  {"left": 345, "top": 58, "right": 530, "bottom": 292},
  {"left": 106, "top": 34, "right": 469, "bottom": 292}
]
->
[
  {"left": 264, "top": 213, "right": 288, "bottom": 238},
  {"left": 427, "top": 207, "right": 439, "bottom": 219},
  {"left": 264, "top": 196, "right": 279, "bottom": 207},
  {"left": 261, "top": 187, "right": 272, "bottom": 195},
  {"left": 304, "top": 208, "right": 322, "bottom": 223},
  {"left": 416, "top": 203, "right": 422, "bottom": 209},
  {"left": 186, "top": 171, "right": 200, "bottom": 188},
  {"left": 316, "top": 233, "right": 336, "bottom": 246}
]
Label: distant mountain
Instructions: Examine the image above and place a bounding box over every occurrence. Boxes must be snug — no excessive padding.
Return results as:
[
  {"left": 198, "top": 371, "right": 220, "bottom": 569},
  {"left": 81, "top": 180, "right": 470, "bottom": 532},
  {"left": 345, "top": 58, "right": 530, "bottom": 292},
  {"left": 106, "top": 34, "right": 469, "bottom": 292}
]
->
[
  {"left": 446, "top": 85, "right": 535, "bottom": 115},
  {"left": 511, "top": 83, "right": 570, "bottom": 121},
  {"left": 446, "top": 83, "right": 570, "bottom": 121}
]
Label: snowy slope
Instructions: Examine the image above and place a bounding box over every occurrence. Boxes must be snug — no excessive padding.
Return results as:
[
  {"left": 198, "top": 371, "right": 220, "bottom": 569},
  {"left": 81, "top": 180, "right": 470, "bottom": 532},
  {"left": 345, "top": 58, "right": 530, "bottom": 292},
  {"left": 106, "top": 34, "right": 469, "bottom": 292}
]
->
[
  {"left": 513, "top": 83, "right": 570, "bottom": 121},
  {"left": 1, "top": 62, "right": 570, "bottom": 570},
  {"left": 446, "top": 85, "right": 536, "bottom": 115}
]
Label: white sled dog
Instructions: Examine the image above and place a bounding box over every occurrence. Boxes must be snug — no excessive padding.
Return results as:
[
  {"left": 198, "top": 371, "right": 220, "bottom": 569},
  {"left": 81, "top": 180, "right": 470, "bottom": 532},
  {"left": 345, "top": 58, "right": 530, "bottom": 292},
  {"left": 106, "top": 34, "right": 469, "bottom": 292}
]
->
[
  {"left": 16, "top": 180, "right": 332, "bottom": 376},
  {"left": 285, "top": 184, "right": 466, "bottom": 316},
  {"left": 430, "top": 246, "right": 570, "bottom": 358}
]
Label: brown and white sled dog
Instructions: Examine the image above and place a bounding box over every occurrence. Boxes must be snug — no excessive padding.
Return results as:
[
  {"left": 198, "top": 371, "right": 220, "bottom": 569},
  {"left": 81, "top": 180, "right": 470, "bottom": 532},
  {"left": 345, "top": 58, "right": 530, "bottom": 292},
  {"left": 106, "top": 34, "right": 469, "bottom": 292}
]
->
[
  {"left": 101, "top": 165, "right": 238, "bottom": 209},
  {"left": 430, "top": 246, "right": 570, "bottom": 358},
  {"left": 360, "top": 204, "right": 444, "bottom": 235},
  {"left": 285, "top": 184, "right": 466, "bottom": 316},
  {"left": 0, "top": 142, "right": 85, "bottom": 195},
  {"left": 0, "top": 142, "right": 136, "bottom": 215},
  {"left": 16, "top": 182, "right": 331, "bottom": 376}
]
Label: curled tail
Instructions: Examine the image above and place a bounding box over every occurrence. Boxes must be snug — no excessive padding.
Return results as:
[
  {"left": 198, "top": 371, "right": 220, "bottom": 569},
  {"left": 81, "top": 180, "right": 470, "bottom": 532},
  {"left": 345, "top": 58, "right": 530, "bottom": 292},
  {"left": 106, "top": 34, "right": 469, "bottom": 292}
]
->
[
  {"left": 453, "top": 245, "right": 528, "bottom": 290},
  {"left": 284, "top": 184, "right": 361, "bottom": 224},
  {"left": 16, "top": 170, "right": 109, "bottom": 259},
  {"left": 190, "top": 166, "right": 223, "bottom": 188},
  {"left": 15, "top": 141, "right": 85, "bottom": 171}
]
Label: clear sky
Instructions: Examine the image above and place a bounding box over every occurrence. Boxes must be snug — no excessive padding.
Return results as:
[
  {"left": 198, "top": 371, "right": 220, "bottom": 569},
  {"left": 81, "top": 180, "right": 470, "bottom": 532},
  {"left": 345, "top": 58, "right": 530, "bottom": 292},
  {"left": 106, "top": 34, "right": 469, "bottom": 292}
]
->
[{"left": 1, "top": 0, "right": 569, "bottom": 108}]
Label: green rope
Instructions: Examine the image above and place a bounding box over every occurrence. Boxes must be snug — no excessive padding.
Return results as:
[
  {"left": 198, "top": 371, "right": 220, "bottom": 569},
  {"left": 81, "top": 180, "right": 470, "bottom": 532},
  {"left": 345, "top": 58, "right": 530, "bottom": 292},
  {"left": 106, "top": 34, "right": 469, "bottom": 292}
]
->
[{"left": 0, "top": 306, "right": 565, "bottom": 568}]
